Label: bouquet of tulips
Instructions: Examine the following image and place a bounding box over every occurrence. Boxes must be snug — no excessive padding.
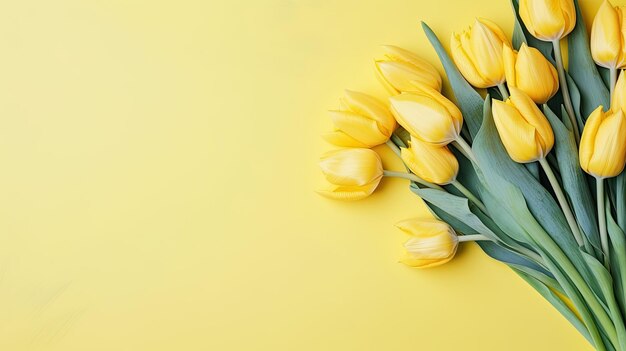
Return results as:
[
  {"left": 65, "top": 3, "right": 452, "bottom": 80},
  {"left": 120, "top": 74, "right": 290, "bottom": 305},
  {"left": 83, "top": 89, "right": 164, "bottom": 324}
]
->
[{"left": 318, "top": 0, "right": 626, "bottom": 349}]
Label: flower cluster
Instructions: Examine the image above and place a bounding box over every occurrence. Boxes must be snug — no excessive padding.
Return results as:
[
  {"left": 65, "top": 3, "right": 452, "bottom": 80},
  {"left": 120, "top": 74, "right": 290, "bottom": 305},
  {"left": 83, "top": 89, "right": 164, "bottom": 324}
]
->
[{"left": 318, "top": 0, "right": 626, "bottom": 349}]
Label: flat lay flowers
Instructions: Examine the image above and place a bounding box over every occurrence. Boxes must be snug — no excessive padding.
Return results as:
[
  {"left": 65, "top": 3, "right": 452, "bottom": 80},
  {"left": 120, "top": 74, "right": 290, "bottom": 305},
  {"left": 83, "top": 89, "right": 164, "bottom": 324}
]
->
[{"left": 319, "top": 0, "right": 626, "bottom": 349}]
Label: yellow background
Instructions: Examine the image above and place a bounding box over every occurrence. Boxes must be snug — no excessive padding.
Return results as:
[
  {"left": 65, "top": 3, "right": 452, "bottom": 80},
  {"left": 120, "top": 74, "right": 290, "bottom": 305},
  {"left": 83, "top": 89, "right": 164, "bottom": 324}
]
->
[{"left": 0, "top": 0, "right": 610, "bottom": 350}]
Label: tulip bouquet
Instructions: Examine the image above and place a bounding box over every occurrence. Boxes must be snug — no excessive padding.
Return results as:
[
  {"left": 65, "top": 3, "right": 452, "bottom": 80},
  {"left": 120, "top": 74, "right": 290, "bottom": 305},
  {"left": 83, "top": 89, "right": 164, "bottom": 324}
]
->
[{"left": 318, "top": 0, "right": 626, "bottom": 349}]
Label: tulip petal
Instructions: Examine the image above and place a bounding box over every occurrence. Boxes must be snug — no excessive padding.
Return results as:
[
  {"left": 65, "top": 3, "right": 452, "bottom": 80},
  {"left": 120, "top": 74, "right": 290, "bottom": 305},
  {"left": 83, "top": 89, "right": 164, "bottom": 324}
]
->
[
  {"left": 389, "top": 93, "right": 460, "bottom": 145},
  {"left": 322, "top": 131, "right": 369, "bottom": 148},
  {"left": 395, "top": 218, "right": 458, "bottom": 268},
  {"left": 451, "top": 32, "right": 492, "bottom": 88},
  {"left": 520, "top": 0, "right": 568, "bottom": 41},
  {"left": 515, "top": 44, "right": 559, "bottom": 103},
  {"left": 400, "top": 255, "right": 454, "bottom": 268},
  {"left": 492, "top": 99, "right": 543, "bottom": 162},
  {"left": 588, "top": 109, "right": 626, "bottom": 177},
  {"left": 503, "top": 45, "right": 518, "bottom": 88},
  {"left": 381, "top": 45, "right": 443, "bottom": 91},
  {"left": 319, "top": 148, "right": 383, "bottom": 186},
  {"left": 508, "top": 87, "right": 554, "bottom": 154},
  {"left": 401, "top": 137, "right": 458, "bottom": 185},
  {"left": 591, "top": 0, "right": 621, "bottom": 68},
  {"left": 328, "top": 111, "right": 389, "bottom": 147},
  {"left": 316, "top": 181, "right": 380, "bottom": 201},
  {"left": 342, "top": 90, "right": 397, "bottom": 135},
  {"left": 470, "top": 19, "right": 506, "bottom": 85},
  {"left": 579, "top": 106, "right": 605, "bottom": 173}
]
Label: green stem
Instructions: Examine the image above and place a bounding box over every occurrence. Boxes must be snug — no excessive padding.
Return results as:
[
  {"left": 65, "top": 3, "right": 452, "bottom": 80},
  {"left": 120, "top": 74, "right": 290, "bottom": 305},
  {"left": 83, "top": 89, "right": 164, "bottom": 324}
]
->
[
  {"left": 497, "top": 83, "right": 509, "bottom": 100},
  {"left": 538, "top": 158, "right": 585, "bottom": 248},
  {"left": 552, "top": 40, "right": 580, "bottom": 143},
  {"left": 451, "top": 180, "right": 488, "bottom": 213},
  {"left": 597, "top": 177, "right": 610, "bottom": 268},
  {"left": 458, "top": 234, "right": 490, "bottom": 242},
  {"left": 382, "top": 170, "right": 442, "bottom": 190},
  {"left": 453, "top": 137, "right": 478, "bottom": 164},
  {"left": 610, "top": 67, "right": 618, "bottom": 101},
  {"left": 385, "top": 140, "right": 401, "bottom": 157}
]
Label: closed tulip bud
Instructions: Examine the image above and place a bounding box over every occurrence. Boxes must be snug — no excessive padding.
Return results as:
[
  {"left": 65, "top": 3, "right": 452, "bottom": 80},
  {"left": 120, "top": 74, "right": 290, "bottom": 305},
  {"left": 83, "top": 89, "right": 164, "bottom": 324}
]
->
[
  {"left": 519, "top": 0, "right": 576, "bottom": 41},
  {"left": 401, "top": 135, "right": 459, "bottom": 185},
  {"left": 451, "top": 18, "right": 510, "bottom": 88},
  {"left": 491, "top": 87, "right": 555, "bottom": 163},
  {"left": 579, "top": 106, "right": 626, "bottom": 178},
  {"left": 375, "top": 45, "right": 442, "bottom": 94},
  {"left": 503, "top": 43, "right": 559, "bottom": 104},
  {"left": 591, "top": 0, "right": 626, "bottom": 69},
  {"left": 317, "top": 148, "right": 383, "bottom": 200},
  {"left": 389, "top": 86, "right": 463, "bottom": 145},
  {"left": 396, "top": 218, "right": 458, "bottom": 268},
  {"left": 323, "top": 90, "right": 397, "bottom": 148},
  {"left": 612, "top": 70, "right": 626, "bottom": 112}
]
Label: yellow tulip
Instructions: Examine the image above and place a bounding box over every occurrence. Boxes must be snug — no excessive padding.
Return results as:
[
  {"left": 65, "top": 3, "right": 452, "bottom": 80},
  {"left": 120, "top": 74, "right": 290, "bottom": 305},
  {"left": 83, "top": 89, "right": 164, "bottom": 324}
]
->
[
  {"left": 503, "top": 43, "right": 559, "bottom": 104},
  {"left": 388, "top": 86, "right": 463, "bottom": 145},
  {"left": 450, "top": 18, "right": 510, "bottom": 88},
  {"left": 579, "top": 106, "right": 626, "bottom": 178},
  {"left": 401, "top": 135, "right": 458, "bottom": 185},
  {"left": 591, "top": 0, "right": 626, "bottom": 69},
  {"left": 375, "top": 45, "right": 442, "bottom": 94},
  {"left": 397, "top": 218, "right": 458, "bottom": 268},
  {"left": 612, "top": 70, "right": 626, "bottom": 112},
  {"left": 317, "top": 148, "right": 383, "bottom": 200},
  {"left": 491, "top": 87, "right": 555, "bottom": 163},
  {"left": 323, "top": 90, "right": 397, "bottom": 148},
  {"left": 519, "top": 0, "right": 576, "bottom": 41}
]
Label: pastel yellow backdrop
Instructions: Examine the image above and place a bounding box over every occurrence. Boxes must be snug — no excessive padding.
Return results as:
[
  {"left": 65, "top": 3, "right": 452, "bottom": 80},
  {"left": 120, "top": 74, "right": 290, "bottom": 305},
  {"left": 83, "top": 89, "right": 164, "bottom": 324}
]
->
[{"left": 0, "top": 0, "right": 610, "bottom": 350}]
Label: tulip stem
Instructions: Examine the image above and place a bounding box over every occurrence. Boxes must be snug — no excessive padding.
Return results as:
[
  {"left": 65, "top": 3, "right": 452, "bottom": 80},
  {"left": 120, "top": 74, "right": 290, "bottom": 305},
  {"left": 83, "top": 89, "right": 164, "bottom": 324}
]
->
[
  {"left": 597, "top": 177, "right": 610, "bottom": 267},
  {"left": 451, "top": 180, "right": 488, "bottom": 214},
  {"left": 382, "top": 170, "right": 442, "bottom": 190},
  {"left": 552, "top": 40, "right": 580, "bottom": 142},
  {"left": 610, "top": 67, "right": 618, "bottom": 101},
  {"left": 497, "top": 83, "right": 509, "bottom": 100},
  {"left": 385, "top": 140, "right": 401, "bottom": 157},
  {"left": 453, "top": 137, "right": 478, "bottom": 164},
  {"left": 458, "top": 234, "right": 490, "bottom": 242},
  {"left": 538, "top": 158, "right": 585, "bottom": 248}
]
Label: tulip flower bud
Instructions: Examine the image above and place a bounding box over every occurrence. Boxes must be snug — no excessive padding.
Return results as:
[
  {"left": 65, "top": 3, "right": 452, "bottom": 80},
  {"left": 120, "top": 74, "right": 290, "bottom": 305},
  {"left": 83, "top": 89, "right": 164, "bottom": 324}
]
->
[
  {"left": 396, "top": 218, "right": 458, "bottom": 268},
  {"left": 519, "top": 0, "right": 576, "bottom": 41},
  {"left": 375, "top": 45, "right": 442, "bottom": 94},
  {"left": 612, "top": 70, "right": 626, "bottom": 112},
  {"left": 324, "top": 90, "right": 397, "bottom": 148},
  {"left": 579, "top": 106, "right": 626, "bottom": 178},
  {"left": 451, "top": 18, "right": 510, "bottom": 88},
  {"left": 317, "top": 148, "right": 383, "bottom": 200},
  {"left": 491, "top": 87, "right": 555, "bottom": 163},
  {"left": 401, "top": 135, "right": 459, "bottom": 185},
  {"left": 503, "top": 43, "right": 559, "bottom": 104},
  {"left": 591, "top": 0, "right": 626, "bottom": 69},
  {"left": 389, "top": 86, "right": 463, "bottom": 145}
]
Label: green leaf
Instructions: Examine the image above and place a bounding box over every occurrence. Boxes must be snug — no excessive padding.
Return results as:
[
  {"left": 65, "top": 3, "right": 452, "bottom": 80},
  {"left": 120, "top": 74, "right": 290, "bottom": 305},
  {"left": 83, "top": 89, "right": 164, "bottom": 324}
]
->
[
  {"left": 543, "top": 105, "right": 601, "bottom": 252},
  {"left": 565, "top": 74, "right": 585, "bottom": 128},
  {"left": 411, "top": 187, "right": 497, "bottom": 238},
  {"left": 606, "top": 203, "right": 626, "bottom": 319},
  {"left": 568, "top": 0, "right": 609, "bottom": 118},
  {"left": 581, "top": 251, "right": 626, "bottom": 349},
  {"left": 615, "top": 173, "right": 626, "bottom": 233},
  {"left": 473, "top": 97, "right": 600, "bottom": 292},
  {"left": 421, "top": 22, "right": 483, "bottom": 137}
]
